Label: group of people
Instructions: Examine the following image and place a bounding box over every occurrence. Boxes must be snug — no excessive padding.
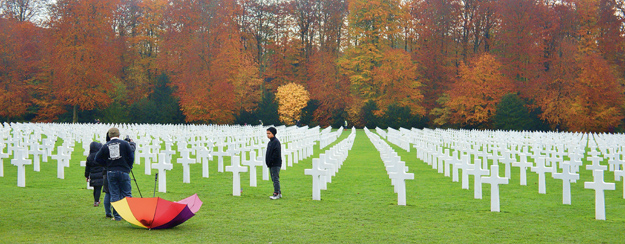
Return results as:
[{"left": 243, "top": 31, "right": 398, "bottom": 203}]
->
[
  {"left": 84, "top": 128, "right": 136, "bottom": 221},
  {"left": 83, "top": 126, "right": 284, "bottom": 221}
]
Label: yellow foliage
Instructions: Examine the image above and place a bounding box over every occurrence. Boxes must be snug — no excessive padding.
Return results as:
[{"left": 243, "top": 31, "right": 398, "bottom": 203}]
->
[{"left": 276, "top": 83, "right": 310, "bottom": 125}]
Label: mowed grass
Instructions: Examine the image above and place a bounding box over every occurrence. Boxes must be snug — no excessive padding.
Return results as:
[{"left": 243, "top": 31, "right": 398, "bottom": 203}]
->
[{"left": 1, "top": 129, "right": 624, "bottom": 243}]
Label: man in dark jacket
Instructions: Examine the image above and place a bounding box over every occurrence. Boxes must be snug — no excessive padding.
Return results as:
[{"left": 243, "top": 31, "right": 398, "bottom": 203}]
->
[
  {"left": 265, "top": 127, "right": 282, "bottom": 200},
  {"left": 95, "top": 127, "right": 135, "bottom": 221}
]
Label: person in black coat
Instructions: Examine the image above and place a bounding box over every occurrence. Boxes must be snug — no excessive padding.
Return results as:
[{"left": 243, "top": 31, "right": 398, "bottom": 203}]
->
[
  {"left": 102, "top": 133, "right": 112, "bottom": 218},
  {"left": 95, "top": 127, "right": 135, "bottom": 221},
  {"left": 265, "top": 127, "right": 282, "bottom": 200},
  {"left": 85, "top": 141, "right": 104, "bottom": 207}
]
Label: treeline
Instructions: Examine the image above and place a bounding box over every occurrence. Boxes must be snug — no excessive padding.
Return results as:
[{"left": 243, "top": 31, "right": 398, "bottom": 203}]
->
[{"left": 0, "top": 0, "right": 624, "bottom": 132}]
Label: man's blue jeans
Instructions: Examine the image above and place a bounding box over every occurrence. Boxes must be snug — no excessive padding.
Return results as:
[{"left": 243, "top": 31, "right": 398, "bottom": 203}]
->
[{"left": 107, "top": 171, "right": 132, "bottom": 220}]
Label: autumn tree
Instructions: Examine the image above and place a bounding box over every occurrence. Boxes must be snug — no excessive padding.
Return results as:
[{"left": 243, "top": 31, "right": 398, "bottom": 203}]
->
[
  {"left": 160, "top": 0, "right": 261, "bottom": 124},
  {"left": 340, "top": 0, "right": 426, "bottom": 126},
  {"left": 403, "top": 0, "right": 459, "bottom": 114},
  {"left": 0, "top": 18, "right": 46, "bottom": 120},
  {"left": 373, "top": 48, "right": 424, "bottom": 116},
  {"left": 46, "top": 0, "right": 121, "bottom": 122},
  {"left": 444, "top": 54, "right": 514, "bottom": 128},
  {"left": 276, "top": 82, "right": 310, "bottom": 125}
]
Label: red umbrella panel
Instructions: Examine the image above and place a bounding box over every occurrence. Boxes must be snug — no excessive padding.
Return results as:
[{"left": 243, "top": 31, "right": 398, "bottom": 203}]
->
[{"left": 111, "top": 195, "right": 201, "bottom": 229}]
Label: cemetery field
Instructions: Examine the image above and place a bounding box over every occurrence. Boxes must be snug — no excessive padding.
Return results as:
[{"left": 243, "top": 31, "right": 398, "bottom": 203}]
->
[{"left": 1, "top": 129, "right": 624, "bottom": 243}]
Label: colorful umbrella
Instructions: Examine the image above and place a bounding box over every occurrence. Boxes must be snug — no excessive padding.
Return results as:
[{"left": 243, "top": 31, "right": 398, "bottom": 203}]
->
[{"left": 111, "top": 194, "right": 202, "bottom": 229}]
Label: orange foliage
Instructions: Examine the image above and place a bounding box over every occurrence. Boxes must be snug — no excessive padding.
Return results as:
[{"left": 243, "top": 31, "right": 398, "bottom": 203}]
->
[
  {"left": 306, "top": 51, "right": 350, "bottom": 126},
  {"left": 160, "top": 0, "right": 260, "bottom": 124},
  {"left": 374, "top": 48, "right": 424, "bottom": 115},
  {"left": 531, "top": 39, "right": 577, "bottom": 129},
  {"left": 566, "top": 53, "right": 624, "bottom": 132},
  {"left": 0, "top": 19, "right": 44, "bottom": 119},
  {"left": 446, "top": 54, "right": 515, "bottom": 127},
  {"left": 47, "top": 0, "right": 121, "bottom": 121}
]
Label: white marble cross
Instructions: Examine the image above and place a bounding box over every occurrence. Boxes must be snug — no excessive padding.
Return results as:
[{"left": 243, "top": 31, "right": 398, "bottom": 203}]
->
[
  {"left": 552, "top": 162, "right": 579, "bottom": 205},
  {"left": 305, "top": 158, "right": 327, "bottom": 201},
  {"left": 152, "top": 153, "right": 173, "bottom": 193},
  {"left": 51, "top": 146, "right": 71, "bottom": 179},
  {"left": 11, "top": 148, "right": 32, "bottom": 187},
  {"left": 225, "top": 155, "right": 248, "bottom": 196},
  {"left": 212, "top": 143, "right": 228, "bottom": 173},
  {"left": 584, "top": 169, "right": 615, "bottom": 220},
  {"left": 512, "top": 153, "right": 533, "bottom": 186},
  {"left": 586, "top": 156, "right": 608, "bottom": 171},
  {"left": 467, "top": 158, "right": 489, "bottom": 199},
  {"left": 161, "top": 145, "right": 176, "bottom": 165},
  {"left": 388, "top": 161, "right": 414, "bottom": 206},
  {"left": 241, "top": 150, "right": 264, "bottom": 187},
  {"left": 481, "top": 164, "right": 508, "bottom": 212},
  {"left": 197, "top": 147, "right": 212, "bottom": 178},
  {"left": 137, "top": 147, "right": 152, "bottom": 175},
  {"left": 176, "top": 150, "right": 196, "bottom": 183},
  {"left": 0, "top": 143, "right": 9, "bottom": 177},
  {"left": 457, "top": 154, "right": 474, "bottom": 189},
  {"left": 30, "top": 144, "right": 43, "bottom": 172},
  {"left": 531, "top": 157, "right": 553, "bottom": 194},
  {"left": 498, "top": 151, "right": 514, "bottom": 179},
  {"left": 449, "top": 150, "right": 462, "bottom": 182}
]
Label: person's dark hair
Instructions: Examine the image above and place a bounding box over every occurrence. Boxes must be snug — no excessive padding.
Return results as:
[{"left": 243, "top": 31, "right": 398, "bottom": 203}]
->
[
  {"left": 106, "top": 133, "right": 110, "bottom": 142},
  {"left": 267, "top": 127, "right": 277, "bottom": 136}
]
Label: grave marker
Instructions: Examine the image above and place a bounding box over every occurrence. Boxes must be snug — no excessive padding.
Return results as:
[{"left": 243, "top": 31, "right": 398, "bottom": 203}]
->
[
  {"left": 177, "top": 150, "right": 196, "bottom": 183},
  {"left": 466, "top": 158, "right": 489, "bottom": 199},
  {"left": 152, "top": 153, "right": 173, "bottom": 193},
  {"left": 305, "top": 158, "right": 327, "bottom": 200},
  {"left": 531, "top": 157, "right": 553, "bottom": 194},
  {"left": 225, "top": 155, "right": 248, "bottom": 196},
  {"left": 481, "top": 164, "right": 508, "bottom": 212},
  {"left": 552, "top": 162, "right": 579, "bottom": 204},
  {"left": 584, "top": 169, "right": 615, "bottom": 220},
  {"left": 388, "top": 161, "right": 414, "bottom": 206},
  {"left": 11, "top": 148, "right": 32, "bottom": 187}
]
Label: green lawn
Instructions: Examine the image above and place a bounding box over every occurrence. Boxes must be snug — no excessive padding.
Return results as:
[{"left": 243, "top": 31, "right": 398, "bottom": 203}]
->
[{"left": 1, "top": 129, "right": 624, "bottom": 243}]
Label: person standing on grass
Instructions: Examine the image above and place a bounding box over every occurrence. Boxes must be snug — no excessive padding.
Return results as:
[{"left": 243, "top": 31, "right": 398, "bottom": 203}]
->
[
  {"left": 95, "top": 128, "right": 135, "bottom": 221},
  {"left": 266, "top": 127, "right": 282, "bottom": 200},
  {"left": 85, "top": 141, "right": 104, "bottom": 207},
  {"left": 102, "top": 133, "right": 113, "bottom": 218}
]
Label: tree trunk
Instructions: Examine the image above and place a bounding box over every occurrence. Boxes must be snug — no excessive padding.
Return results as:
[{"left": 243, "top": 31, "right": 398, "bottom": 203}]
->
[{"left": 73, "top": 104, "right": 77, "bottom": 123}]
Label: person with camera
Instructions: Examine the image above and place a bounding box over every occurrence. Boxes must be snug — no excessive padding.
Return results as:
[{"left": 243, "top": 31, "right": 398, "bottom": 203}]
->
[{"left": 95, "top": 128, "right": 135, "bottom": 221}]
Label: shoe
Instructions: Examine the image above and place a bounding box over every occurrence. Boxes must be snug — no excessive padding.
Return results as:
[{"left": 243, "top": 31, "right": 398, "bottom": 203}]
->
[
  {"left": 105, "top": 214, "right": 112, "bottom": 218},
  {"left": 269, "top": 193, "right": 282, "bottom": 200},
  {"left": 94, "top": 202, "right": 100, "bottom": 207}
]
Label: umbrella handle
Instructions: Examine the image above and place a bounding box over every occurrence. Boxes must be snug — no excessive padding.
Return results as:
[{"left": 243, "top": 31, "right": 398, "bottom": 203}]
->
[{"left": 130, "top": 169, "right": 143, "bottom": 198}]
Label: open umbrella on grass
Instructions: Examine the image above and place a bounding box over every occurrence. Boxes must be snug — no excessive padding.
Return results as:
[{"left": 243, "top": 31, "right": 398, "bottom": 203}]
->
[{"left": 111, "top": 194, "right": 202, "bottom": 229}]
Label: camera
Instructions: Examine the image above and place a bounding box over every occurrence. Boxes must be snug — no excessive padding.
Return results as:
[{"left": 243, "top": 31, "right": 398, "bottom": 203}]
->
[{"left": 124, "top": 135, "right": 132, "bottom": 142}]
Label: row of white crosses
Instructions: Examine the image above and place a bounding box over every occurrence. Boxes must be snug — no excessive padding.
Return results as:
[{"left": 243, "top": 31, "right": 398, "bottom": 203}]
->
[
  {"left": 385, "top": 127, "right": 411, "bottom": 152},
  {"left": 305, "top": 127, "right": 355, "bottom": 200},
  {"left": 364, "top": 128, "right": 414, "bottom": 206},
  {"left": 319, "top": 126, "right": 344, "bottom": 149},
  {"left": 407, "top": 128, "right": 623, "bottom": 219}
]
